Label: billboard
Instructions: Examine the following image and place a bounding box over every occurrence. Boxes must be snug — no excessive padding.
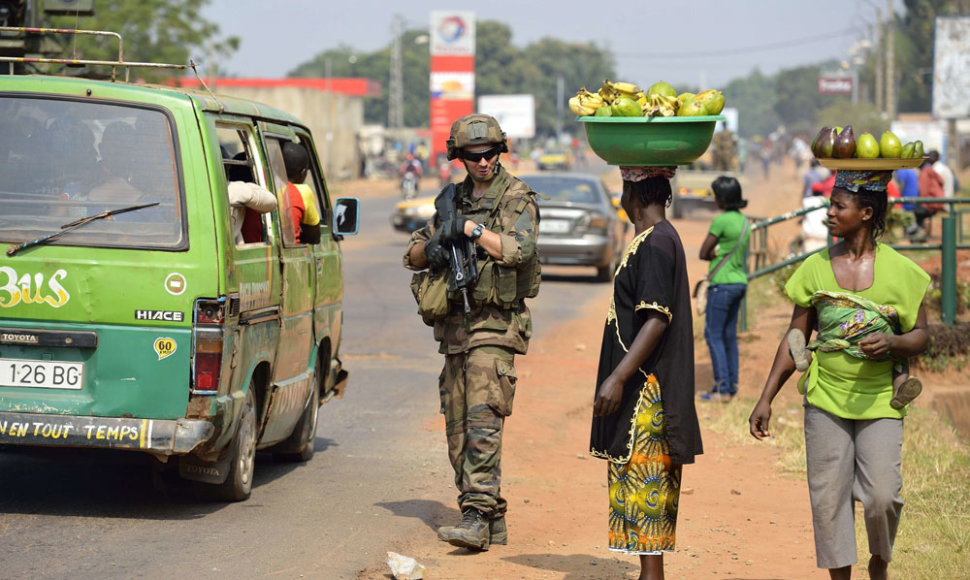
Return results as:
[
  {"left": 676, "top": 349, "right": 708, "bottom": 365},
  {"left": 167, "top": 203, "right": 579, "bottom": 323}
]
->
[
  {"left": 932, "top": 16, "right": 970, "bottom": 119},
  {"left": 818, "top": 76, "right": 853, "bottom": 95},
  {"left": 478, "top": 95, "right": 535, "bottom": 139}
]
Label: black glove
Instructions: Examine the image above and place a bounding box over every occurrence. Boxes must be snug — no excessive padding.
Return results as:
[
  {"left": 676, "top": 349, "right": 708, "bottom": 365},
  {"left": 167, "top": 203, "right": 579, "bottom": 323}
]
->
[
  {"left": 439, "top": 216, "right": 468, "bottom": 242},
  {"left": 424, "top": 228, "right": 449, "bottom": 270}
]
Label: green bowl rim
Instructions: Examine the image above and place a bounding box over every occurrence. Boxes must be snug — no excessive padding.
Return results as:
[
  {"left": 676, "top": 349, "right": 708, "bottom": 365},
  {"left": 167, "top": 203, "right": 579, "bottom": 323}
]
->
[{"left": 577, "top": 115, "right": 725, "bottom": 124}]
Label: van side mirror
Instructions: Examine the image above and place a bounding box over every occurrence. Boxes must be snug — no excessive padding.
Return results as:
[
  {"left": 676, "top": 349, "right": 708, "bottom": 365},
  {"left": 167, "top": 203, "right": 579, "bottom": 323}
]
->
[{"left": 333, "top": 198, "right": 359, "bottom": 236}]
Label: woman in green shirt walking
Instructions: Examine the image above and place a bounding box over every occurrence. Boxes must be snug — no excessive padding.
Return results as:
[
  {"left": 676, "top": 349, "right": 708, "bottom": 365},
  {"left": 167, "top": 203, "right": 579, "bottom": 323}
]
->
[
  {"left": 748, "top": 170, "right": 930, "bottom": 580},
  {"left": 698, "top": 176, "right": 750, "bottom": 402}
]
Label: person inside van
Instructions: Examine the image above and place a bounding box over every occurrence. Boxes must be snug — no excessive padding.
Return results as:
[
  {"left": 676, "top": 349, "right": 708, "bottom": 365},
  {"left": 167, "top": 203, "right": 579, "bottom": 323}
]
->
[
  {"left": 225, "top": 162, "right": 276, "bottom": 245},
  {"left": 88, "top": 122, "right": 151, "bottom": 214},
  {"left": 281, "top": 141, "right": 321, "bottom": 244}
]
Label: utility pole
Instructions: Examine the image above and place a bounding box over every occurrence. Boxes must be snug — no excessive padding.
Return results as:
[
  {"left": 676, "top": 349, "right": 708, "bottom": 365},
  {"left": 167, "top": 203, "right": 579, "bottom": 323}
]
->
[
  {"left": 388, "top": 14, "right": 404, "bottom": 133},
  {"left": 874, "top": 6, "right": 884, "bottom": 114},
  {"left": 885, "top": 0, "right": 896, "bottom": 120}
]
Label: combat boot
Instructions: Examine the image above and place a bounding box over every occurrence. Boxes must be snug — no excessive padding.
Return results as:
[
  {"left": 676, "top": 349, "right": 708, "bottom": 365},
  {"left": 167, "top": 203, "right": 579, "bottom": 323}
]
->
[
  {"left": 436, "top": 508, "right": 490, "bottom": 551},
  {"left": 489, "top": 515, "right": 507, "bottom": 545}
]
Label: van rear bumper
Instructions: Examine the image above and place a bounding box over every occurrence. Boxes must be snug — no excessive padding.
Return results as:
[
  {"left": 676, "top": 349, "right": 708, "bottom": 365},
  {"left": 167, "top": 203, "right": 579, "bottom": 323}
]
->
[{"left": 0, "top": 412, "right": 215, "bottom": 455}]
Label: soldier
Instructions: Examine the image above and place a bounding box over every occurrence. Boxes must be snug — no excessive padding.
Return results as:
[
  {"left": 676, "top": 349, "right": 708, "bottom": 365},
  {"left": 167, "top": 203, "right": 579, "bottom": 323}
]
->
[
  {"left": 403, "top": 114, "right": 541, "bottom": 551},
  {"left": 711, "top": 128, "right": 738, "bottom": 172}
]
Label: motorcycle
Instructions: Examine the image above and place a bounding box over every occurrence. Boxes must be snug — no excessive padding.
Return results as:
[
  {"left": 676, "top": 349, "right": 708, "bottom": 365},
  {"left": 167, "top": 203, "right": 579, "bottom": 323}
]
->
[{"left": 401, "top": 170, "right": 419, "bottom": 200}]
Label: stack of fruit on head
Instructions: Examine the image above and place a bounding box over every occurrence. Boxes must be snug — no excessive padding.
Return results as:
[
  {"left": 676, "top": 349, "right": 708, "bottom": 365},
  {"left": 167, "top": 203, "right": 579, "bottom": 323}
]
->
[
  {"left": 811, "top": 126, "right": 924, "bottom": 160},
  {"left": 569, "top": 80, "right": 725, "bottom": 118}
]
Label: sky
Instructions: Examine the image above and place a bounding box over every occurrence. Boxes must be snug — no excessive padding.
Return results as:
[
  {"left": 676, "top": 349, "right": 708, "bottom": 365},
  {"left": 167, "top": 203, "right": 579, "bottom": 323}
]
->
[{"left": 200, "top": 0, "right": 903, "bottom": 90}]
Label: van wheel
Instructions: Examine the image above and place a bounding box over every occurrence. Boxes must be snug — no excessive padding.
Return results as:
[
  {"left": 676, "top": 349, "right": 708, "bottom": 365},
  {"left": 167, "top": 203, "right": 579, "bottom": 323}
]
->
[
  {"left": 204, "top": 388, "right": 257, "bottom": 502},
  {"left": 274, "top": 361, "right": 320, "bottom": 462}
]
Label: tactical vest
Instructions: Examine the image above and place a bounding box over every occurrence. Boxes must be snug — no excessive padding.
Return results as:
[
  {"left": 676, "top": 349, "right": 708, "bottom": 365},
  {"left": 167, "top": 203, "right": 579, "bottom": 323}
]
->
[{"left": 470, "top": 180, "right": 541, "bottom": 308}]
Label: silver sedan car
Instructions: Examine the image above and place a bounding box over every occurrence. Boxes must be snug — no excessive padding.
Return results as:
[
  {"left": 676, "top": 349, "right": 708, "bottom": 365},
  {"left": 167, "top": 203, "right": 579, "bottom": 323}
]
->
[{"left": 519, "top": 172, "right": 628, "bottom": 282}]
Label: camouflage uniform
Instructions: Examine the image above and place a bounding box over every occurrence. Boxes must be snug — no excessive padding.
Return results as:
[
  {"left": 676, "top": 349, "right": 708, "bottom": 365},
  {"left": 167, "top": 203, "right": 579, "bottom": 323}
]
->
[
  {"left": 404, "top": 164, "right": 539, "bottom": 520},
  {"left": 712, "top": 129, "right": 738, "bottom": 172}
]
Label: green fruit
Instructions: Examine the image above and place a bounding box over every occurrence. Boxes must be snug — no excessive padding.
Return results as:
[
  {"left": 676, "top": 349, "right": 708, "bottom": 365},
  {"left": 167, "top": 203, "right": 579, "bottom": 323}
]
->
[
  {"left": 611, "top": 96, "right": 641, "bottom": 117},
  {"left": 900, "top": 142, "right": 915, "bottom": 158},
  {"left": 857, "top": 133, "right": 880, "bottom": 159},
  {"left": 913, "top": 140, "right": 924, "bottom": 159},
  {"left": 594, "top": 104, "right": 613, "bottom": 117},
  {"left": 677, "top": 100, "right": 708, "bottom": 116},
  {"left": 879, "top": 131, "right": 902, "bottom": 158},
  {"left": 694, "top": 89, "right": 725, "bottom": 115},
  {"left": 646, "top": 80, "right": 677, "bottom": 98},
  {"left": 834, "top": 126, "right": 843, "bottom": 135},
  {"left": 678, "top": 92, "right": 695, "bottom": 107}
]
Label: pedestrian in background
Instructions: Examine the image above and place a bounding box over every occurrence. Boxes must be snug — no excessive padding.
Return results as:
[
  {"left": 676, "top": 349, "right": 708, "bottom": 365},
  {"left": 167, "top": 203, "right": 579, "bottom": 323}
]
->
[
  {"left": 698, "top": 176, "right": 751, "bottom": 402},
  {"left": 590, "top": 167, "right": 702, "bottom": 580},
  {"left": 749, "top": 170, "right": 930, "bottom": 580},
  {"left": 911, "top": 158, "right": 945, "bottom": 240},
  {"left": 403, "top": 114, "right": 541, "bottom": 552}
]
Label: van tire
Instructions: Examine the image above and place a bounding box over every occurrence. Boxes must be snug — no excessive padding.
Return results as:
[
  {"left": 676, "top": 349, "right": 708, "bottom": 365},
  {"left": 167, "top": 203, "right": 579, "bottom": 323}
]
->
[
  {"left": 202, "top": 388, "right": 257, "bottom": 502},
  {"left": 273, "top": 360, "right": 320, "bottom": 462}
]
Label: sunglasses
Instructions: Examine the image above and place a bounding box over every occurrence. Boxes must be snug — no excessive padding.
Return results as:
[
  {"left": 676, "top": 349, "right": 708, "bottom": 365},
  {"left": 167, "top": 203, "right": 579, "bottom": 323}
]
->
[{"left": 461, "top": 146, "right": 500, "bottom": 163}]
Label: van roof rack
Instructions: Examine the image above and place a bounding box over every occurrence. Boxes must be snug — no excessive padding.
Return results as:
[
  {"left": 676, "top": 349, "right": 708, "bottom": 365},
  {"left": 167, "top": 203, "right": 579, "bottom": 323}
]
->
[{"left": 0, "top": 26, "right": 222, "bottom": 109}]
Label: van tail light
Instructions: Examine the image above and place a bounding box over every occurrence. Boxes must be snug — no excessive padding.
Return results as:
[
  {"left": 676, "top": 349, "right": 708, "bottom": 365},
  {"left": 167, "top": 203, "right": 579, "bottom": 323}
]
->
[{"left": 192, "top": 298, "right": 225, "bottom": 395}]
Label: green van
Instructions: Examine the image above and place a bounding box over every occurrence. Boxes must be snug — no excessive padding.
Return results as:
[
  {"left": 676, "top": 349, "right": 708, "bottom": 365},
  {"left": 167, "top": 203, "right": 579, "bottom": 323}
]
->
[{"left": 0, "top": 45, "right": 359, "bottom": 500}]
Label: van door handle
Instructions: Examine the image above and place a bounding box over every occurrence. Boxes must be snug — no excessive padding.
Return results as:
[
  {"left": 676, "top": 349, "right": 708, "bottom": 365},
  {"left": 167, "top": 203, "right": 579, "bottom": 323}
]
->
[{"left": 315, "top": 258, "right": 324, "bottom": 274}]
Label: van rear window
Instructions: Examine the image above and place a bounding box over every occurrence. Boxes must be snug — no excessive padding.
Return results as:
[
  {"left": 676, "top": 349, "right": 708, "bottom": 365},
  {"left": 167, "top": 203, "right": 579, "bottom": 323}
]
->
[{"left": 0, "top": 97, "right": 184, "bottom": 249}]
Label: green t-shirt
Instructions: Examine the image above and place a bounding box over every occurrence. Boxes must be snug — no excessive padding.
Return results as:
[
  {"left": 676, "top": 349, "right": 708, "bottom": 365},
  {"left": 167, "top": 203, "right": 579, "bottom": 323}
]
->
[
  {"left": 785, "top": 244, "right": 930, "bottom": 419},
  {"left": 707, "top": 210, "right": 749, "bottom": 285}
]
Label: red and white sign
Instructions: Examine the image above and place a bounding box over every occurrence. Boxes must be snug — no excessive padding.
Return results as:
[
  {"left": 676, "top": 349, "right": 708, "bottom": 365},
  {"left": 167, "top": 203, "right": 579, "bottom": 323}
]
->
[
  {"left": 818, "top": 76, "right": 853, "bottom": 95},
  {"left": 431, "top": 11, "right": 475, "bottom": 57},
  {"left": 429, "top": 11, "right": 476, "bottom": 163}
]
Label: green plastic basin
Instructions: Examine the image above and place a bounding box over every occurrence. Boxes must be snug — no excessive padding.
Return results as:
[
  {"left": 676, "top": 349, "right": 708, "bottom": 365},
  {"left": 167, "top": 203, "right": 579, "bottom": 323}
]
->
[{"left": 580, "top": 115, "right": 725, "bottom": 166}]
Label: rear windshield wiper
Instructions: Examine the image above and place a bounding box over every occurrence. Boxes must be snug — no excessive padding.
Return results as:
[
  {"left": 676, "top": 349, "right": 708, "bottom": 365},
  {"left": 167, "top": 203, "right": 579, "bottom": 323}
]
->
[{"left": 6, "top": 202, "right": 159, "bottom": 257}]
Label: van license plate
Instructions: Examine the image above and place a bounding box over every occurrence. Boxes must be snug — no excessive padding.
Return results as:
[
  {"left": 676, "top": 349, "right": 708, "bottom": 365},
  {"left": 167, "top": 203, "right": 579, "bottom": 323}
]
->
[{"left": 0, "top": 359, "right": 84, "bottom": 389}]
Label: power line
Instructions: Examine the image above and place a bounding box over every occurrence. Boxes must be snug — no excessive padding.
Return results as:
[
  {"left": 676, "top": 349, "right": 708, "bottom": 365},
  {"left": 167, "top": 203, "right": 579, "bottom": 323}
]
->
[{"left": 615, "top": 27, "right": 859, "bottom": 60}]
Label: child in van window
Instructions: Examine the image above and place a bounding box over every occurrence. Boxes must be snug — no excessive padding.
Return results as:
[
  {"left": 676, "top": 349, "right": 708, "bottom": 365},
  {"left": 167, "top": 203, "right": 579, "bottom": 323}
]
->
[{"left": 281, "top": 141, "right": 321, "bottom": 244}]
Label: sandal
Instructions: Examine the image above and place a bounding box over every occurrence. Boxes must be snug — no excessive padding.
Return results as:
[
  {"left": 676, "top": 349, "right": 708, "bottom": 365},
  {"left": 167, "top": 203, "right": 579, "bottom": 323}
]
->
[
  {"left": 890, "top": 377, "right": 923, "bottom": 410},
  {"left": 787, "top": 329, "right": 811, "bottom": 372}
]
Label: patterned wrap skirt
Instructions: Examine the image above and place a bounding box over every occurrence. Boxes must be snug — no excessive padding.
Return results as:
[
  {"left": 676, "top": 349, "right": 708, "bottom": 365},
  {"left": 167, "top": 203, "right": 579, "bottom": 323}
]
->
[{"left": 607, "top": 374, "right": 681, "bottom": 554}]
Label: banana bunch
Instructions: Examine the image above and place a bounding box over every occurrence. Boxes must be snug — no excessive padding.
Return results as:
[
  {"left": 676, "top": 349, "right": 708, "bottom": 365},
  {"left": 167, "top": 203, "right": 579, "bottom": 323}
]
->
[
  {"left": 568, "top": 87, "right": 605, "bottom": 116},
  {"left": 643, "top": 94, "right": 679, "bottom": 117},
  {"left": 597, "top": 80, "right": 643, "bottom": 105}
]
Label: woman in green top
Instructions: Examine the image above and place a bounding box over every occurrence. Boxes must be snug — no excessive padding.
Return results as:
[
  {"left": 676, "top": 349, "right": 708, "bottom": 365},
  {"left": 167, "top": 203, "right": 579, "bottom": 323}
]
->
[
  {"left": 749, "top": 170, "right": 930, "bottom": 580},
  {"left": 698, "top": 176, "right": 750, "bottom": 402}
]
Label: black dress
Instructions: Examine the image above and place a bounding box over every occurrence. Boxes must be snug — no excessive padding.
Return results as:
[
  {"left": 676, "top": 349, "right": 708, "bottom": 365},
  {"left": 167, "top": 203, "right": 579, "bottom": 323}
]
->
[{"left": 590, "top": 220, "right": 703, "bottom": 466}]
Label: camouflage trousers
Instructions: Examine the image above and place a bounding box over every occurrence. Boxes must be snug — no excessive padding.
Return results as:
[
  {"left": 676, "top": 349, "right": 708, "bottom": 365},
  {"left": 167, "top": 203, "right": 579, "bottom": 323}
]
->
[{"left": 439, "top": 345, "right": 517, "bottom": 517}]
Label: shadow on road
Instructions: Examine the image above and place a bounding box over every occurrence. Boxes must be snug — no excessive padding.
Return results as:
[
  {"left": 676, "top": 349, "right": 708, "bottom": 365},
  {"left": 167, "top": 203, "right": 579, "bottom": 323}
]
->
[
  {"left": 375, "top": 498, "right": 456, "bottom": 532},
  {"left": 0, "top": 436, "right": 338, "bottom": 517},
  {"left": 503, "top": 553, "right": 637, "bottom": 579}
]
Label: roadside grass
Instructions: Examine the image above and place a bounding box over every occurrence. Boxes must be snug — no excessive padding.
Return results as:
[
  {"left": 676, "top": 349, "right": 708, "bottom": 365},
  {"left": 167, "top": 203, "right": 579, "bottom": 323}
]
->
[{"left": 702, "top": 395, "right": 970, "bottom": 579}]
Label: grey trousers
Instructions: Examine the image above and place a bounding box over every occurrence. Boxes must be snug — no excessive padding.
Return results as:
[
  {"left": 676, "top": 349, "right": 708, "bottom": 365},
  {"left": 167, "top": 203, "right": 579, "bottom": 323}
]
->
[{"left": 804, "top": 404, "right": 904, "bottom": 570}]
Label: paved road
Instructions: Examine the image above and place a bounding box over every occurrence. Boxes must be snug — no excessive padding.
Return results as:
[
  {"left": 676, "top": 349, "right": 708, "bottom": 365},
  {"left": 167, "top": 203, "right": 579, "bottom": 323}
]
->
[{"left": 0, "top": 173, "right": 613, "bottom": 579}]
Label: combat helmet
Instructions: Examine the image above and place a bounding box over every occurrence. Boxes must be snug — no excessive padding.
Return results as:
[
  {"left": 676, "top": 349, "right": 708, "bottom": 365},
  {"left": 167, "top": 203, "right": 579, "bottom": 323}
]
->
[{"left": 446, "top": 114, "right": 508, "bottom": 161}]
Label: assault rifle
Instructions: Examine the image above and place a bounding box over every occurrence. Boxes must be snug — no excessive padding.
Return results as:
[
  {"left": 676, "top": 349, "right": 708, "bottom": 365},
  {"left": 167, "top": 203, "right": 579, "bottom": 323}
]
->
[{"left": 435, "top": 184, "right": 478, "bottom": 313}]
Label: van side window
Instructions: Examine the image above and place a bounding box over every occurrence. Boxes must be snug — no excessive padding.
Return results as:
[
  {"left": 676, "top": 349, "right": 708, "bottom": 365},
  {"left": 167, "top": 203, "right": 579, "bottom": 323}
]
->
[
  {"left": 295, "top": 134, "right": 332, "bottom": 237},
  {"left": 216, "top": 125, "right": 272, "bottom": 245},
  {"left": 265, "top": 138, "right": 322, "bottom": 246}
]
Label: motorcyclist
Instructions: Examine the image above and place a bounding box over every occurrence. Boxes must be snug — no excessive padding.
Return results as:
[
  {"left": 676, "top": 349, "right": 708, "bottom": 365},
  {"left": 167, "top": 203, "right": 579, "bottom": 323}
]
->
[{"left": 399, "top": 154, "right": 423, "bottom": 198}]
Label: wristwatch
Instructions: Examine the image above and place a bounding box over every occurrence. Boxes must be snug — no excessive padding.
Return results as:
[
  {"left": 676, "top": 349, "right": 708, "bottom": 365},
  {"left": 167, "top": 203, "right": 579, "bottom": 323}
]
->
[{"left": 470, "top": 223, "right": 485, "bottom": 240}]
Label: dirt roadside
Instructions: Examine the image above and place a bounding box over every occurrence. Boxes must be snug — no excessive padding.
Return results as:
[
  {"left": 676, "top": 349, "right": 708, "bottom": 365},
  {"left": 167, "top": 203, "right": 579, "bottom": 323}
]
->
[{"left": 351, "top": 161, "right": 963, "bottom": 580}]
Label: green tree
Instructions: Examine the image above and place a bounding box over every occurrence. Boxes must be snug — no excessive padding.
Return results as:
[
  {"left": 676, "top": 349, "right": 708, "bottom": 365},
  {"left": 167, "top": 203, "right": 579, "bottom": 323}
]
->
[
  {"left": 722, "top": 70, "right": 781, "bottom": 140},
  {"left": 287, "top": 20, "right": 615, "bottom": 137}
]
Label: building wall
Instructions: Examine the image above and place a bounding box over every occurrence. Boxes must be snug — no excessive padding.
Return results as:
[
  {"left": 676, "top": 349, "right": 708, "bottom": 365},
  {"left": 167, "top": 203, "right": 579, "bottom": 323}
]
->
[{"left": 209, "top": 85, "right": 363, "bottom": 181}]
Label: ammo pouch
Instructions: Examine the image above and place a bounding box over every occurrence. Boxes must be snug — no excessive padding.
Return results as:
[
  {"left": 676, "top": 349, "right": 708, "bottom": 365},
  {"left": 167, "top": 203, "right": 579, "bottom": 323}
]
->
[{"left": 410, "top": 270, "right": 450, "bottom": 326}]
